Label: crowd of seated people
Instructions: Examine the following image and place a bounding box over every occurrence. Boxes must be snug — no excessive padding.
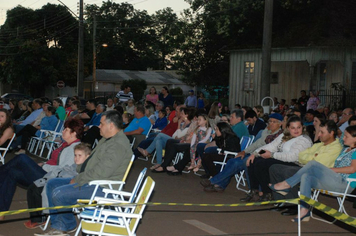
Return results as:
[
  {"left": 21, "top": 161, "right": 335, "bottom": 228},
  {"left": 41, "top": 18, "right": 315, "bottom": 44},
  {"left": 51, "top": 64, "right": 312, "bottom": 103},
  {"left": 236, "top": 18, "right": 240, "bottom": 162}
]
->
[
  {"left": 1, "top": 87, "right": 356, "bottom": 233},
  {"left": 129, "top": 90, "right": 356, "bottom": 224}
]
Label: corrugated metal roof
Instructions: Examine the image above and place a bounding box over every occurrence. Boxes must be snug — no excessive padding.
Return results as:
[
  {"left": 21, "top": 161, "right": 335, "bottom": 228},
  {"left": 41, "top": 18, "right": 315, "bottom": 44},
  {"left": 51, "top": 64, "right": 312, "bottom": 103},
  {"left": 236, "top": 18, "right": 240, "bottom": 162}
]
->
[{"left": 85, "top": 70, "right": 185, "bottom": 85}]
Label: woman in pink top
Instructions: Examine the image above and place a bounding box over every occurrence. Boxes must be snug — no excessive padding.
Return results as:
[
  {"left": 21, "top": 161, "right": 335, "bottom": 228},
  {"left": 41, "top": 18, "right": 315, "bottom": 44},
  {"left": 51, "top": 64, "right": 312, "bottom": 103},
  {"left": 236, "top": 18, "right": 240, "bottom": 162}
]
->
[
  {"left": 146, "top": 87, "right": 159, "bottom": 105},
  {"left": 307, "top": 91, "right": 320, "bottom": 110}
]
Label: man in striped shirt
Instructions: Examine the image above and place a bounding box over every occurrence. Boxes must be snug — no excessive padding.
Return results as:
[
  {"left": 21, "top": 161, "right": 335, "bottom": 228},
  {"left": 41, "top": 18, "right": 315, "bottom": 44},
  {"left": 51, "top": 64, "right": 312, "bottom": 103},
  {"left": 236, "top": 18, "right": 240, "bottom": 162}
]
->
[{"left": 116, "top": 85, "right": 133, "bottom": 103}]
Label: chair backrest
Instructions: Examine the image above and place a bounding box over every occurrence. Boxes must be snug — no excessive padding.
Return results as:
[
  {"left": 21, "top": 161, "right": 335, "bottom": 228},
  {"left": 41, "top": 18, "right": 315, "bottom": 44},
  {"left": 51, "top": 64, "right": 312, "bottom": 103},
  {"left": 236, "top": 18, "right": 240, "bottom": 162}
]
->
[
  {"left": 92, "top": 139, "right": 99, "bottom": 149},
  {"left": 130, "top": 137, "right": 136, "bottom": 149},
  {"left": 0, "top": 133, "right": 16, "bottom": 165},
  {"left": 240, "top": 136, "right": 252, "bottom": 151},
  {"left": 81, "top": 176, "right": 155, "bottom": 236},
  {"left": 55, "top": 120, "right": 65, "bottom": 132},
  {"left": 128, "top": 176, "right": 155, "bottom": 232},
  {"left": 145, "top": 125, "right": 153, "bottom": 138},
  {"left": 248, "top": 135, "right": 255, "bottom": 144},
  {"left": 121, "top": 154, "right": 135, "bottom": 184},
  {"left": 127, "top": 168, "right": 147, "bottom": 203}
]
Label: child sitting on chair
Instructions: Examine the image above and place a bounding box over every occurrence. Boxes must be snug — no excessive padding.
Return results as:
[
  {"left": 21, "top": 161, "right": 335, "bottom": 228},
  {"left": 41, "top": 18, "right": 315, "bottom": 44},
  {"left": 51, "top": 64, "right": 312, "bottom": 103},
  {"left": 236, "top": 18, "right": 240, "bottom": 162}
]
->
[{"left": 24, "top": 143, "right": 91, "bottom": 229}]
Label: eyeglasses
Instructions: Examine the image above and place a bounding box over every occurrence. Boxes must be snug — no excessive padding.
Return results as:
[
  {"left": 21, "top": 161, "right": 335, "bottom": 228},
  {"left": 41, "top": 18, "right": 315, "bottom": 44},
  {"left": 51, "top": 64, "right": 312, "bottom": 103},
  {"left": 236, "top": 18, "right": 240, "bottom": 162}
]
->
[{"left": 268, "top": 120, "right": 280, "bottom": 124}]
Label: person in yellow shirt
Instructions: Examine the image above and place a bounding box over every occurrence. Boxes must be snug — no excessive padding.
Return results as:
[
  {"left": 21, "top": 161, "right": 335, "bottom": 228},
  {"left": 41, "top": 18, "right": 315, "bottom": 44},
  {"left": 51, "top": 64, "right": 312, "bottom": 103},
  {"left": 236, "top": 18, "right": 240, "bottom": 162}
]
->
[{"left": 269, "top": 120, "right": 342, "bottom": 215}]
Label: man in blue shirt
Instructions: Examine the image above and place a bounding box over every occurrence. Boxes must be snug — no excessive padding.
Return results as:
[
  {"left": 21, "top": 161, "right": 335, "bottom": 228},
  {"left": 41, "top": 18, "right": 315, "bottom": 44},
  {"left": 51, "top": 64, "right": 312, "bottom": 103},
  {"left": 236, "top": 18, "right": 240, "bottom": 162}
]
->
[
  {"left": 154, "top": 101, "right": 164, "bottom": 120},
  {"left": 184, "top": 90, "right": 197, "bottom": 107},
  {"left": 124, "top": 104, "right": 151, "bottom": 136},
  {"left": 230, "top": 109, "right": 249, "bottom": 139},
  {"left": 14, "top": 99, "right": 43, "bottom": 133},
  {"left": 84, "top": 104, "right": 104, "bottom": 129},
  {"left": 304, "top": 109, "right": 315, "bottom": 126}
]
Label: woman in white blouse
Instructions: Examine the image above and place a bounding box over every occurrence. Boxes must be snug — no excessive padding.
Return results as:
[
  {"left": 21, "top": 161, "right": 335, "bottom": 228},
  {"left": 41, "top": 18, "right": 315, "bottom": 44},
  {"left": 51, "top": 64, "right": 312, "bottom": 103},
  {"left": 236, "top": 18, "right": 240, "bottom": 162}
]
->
[{"left": 241, "top": 116, "right": 312, "bottom": 202}]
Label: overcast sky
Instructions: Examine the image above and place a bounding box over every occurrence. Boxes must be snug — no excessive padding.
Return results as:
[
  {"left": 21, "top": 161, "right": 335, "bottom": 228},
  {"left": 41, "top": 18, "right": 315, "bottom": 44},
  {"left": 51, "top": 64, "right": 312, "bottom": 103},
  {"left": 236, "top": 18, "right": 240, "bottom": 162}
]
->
[{"left": 0, "top": 0, "right": 190, "bottom": 25}]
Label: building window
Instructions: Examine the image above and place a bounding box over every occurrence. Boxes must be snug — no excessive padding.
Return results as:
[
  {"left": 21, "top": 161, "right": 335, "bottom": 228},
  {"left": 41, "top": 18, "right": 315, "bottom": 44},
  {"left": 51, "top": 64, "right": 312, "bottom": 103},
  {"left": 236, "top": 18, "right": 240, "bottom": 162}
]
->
[{"left": 243, "top": 61, "right": 254, "bottom": 91}]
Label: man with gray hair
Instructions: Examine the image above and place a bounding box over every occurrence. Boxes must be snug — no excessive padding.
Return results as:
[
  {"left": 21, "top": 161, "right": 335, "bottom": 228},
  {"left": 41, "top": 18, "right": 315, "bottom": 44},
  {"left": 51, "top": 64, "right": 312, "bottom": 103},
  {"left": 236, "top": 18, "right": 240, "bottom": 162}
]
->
[
  {"left": 154, "top": 100, "right": 164, "bottom": 120},
  {"left": 36, "top": 110, "right": 132, "bottom": 236},
  {"left": 230, "top": 109, "right": 249, "bottom": 138},
  {"left": 338, "top": 108, "right": 354, "bottom": 132}
]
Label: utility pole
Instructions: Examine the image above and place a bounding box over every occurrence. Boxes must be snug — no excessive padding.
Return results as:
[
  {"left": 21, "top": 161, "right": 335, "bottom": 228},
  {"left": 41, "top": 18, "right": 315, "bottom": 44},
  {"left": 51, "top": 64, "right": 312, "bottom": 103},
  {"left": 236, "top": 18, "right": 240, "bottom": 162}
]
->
[
  {"left": 77, "top": 0, "right": 84, "bottom": 98},
  {"left": 92, "top": 14, "right": 97, "bottom": 97},
  {"left": 260, "top": 0, "right": 273, "bottom": 100}
]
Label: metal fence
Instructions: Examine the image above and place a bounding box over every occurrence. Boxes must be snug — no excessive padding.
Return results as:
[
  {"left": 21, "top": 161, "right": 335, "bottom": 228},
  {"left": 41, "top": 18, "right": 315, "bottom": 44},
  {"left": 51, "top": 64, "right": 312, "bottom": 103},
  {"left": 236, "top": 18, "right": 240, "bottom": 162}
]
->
[
  {"left": 318, "top": 90, "right": 356, "bottom": 110},
  {"left": 85, "top": 91, "right": 186, "bottom": 105}
]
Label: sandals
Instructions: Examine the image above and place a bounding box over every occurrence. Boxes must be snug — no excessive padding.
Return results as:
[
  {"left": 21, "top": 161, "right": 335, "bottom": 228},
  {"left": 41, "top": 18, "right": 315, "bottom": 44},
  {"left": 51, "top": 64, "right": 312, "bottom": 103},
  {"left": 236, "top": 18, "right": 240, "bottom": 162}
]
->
[
  {"left": 193, "top": 160, "right": 202, "bottom": 172},
  {"left": 137, "top": 147, "right": 149, "bottom": 157},
  {"left": 150, "top": 164, "right": 161, "bottom": 170}
]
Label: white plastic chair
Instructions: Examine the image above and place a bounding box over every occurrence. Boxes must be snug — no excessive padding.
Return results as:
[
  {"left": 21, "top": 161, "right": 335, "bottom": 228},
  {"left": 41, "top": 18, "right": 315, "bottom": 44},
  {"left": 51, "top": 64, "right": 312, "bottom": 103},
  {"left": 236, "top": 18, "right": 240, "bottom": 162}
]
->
[
  {"left": 0, "top": 133, "right": 16, "bottom": 165},
  {"left": 233, "top": 136, "right": 254, "bottom": 193},
  {"left": 40, "top": 155, "right": 136, "bottom": 231},
  {"left": 310, "top": 177, "right": 356, "bottom": 224},
  {"left": 74, "top": 168, "right": 147, "bottom": 236},
  {"left": 80, "top": 176, "right": 155, "bottom": 236},
  {"left": 28, "top": 119, "right": 63, "bottom": 153},
  {"left": 212, "top": 136, "right": 254, "bottom": 193},
  {"left": 28, "top": 120, "right": 65, "bottom": 159}
]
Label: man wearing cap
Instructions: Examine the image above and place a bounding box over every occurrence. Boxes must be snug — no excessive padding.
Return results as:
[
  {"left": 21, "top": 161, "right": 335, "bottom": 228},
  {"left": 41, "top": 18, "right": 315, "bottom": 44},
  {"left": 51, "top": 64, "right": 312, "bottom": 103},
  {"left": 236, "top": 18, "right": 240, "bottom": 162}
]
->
[
  {"left": 304, "top": 109, "right": 315, "bottom": 126},
  {"left": 201, "top": 113, "right": 284, "bottom": 193},
  {"left": 269, "top": 120, "right": 342, "bottom": 215},
  {"left": 184, "top": 90, "right": 197, "bottom": 108}
]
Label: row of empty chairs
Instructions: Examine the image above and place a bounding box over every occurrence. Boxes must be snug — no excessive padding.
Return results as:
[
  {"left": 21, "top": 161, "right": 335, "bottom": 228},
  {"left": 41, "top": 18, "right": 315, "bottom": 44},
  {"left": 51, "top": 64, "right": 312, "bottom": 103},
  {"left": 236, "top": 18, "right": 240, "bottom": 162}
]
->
[{"left": 28, "top": 120, "right": 65, "bottom": 159}]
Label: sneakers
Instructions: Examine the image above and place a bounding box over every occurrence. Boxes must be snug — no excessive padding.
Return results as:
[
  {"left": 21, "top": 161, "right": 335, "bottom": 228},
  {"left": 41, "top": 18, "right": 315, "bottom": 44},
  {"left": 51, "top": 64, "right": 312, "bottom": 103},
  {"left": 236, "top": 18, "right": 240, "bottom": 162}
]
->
[
  {"left": 240, "top": 190, "right": 260, "bottom": 202},
  {"left": 24, "top": 220, "right": 45, "bottom": 229},
  {"left": 34, "top": 229, "right": 69, "bottom": 236},
  {"left": 203, "top": 185, "right": 224, "bottom": 193},
  {"left": 200, "top": 179, "right": 212, "bottom": 187},
  {"left": 259, "top": 193, "right": 273, "bottom": 202}
]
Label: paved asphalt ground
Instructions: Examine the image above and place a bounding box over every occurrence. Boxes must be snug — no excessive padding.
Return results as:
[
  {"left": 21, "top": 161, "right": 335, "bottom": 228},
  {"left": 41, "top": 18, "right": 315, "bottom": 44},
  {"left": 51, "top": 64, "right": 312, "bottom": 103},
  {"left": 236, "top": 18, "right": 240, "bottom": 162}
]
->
[{"left": 1, "top": 151, "right": 356, "bottom": 236}]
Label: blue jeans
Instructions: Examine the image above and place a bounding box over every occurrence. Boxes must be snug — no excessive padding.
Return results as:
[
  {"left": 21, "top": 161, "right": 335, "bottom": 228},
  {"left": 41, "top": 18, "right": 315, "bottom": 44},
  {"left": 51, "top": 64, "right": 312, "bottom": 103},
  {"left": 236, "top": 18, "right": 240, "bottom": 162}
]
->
[
  {"left": 14, "top": 124, "right": 25, "bottom": 133},
  {"left": 133, "top": 133, "right": 158, "bottom": 158},
  {"left": 210, "top": 155, "right": 249, "bottom": 189},
  {"left": 46, "top": 178, "right": 104, "bottom": 231},
  {"left": 286, "top": 160, "right": 353, "bottom": 208},
  {"left": 146, "top": 133, "right": 172, "bottom": 164},
  {"left": 0, "top": 154, "right": 46, "bottom": 211},
  {"left": 196, "top": 143, "right": 207, "bottom": 159}
]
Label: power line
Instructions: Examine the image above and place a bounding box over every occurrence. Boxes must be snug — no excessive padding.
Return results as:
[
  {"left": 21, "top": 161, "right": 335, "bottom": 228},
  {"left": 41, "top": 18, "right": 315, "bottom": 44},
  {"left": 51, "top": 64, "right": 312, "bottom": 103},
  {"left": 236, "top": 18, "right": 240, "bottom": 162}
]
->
[{"left": 0, "top": 23, "right": 78, "bottom": 55}]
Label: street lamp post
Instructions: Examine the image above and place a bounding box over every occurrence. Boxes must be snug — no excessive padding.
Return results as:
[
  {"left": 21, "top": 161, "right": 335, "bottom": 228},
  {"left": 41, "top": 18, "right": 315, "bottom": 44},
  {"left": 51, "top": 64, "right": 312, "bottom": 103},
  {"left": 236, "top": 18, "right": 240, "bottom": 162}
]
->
[{"left": 92, "top": 14, "right": 107, "bottom": 98}]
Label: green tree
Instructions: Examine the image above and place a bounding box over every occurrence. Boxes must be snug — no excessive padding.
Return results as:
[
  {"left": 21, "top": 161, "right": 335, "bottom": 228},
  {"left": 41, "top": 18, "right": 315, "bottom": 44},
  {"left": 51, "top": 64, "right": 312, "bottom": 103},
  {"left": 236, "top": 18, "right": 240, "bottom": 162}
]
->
[
  {"left": 85, "top": 2, "right": 158, "bottom": 71},
  {"left": 151, "top": 8, "right": 186, "bottom": 70},
  {"left": 0, "top": 4, "right": 79, "bottom": 96}
]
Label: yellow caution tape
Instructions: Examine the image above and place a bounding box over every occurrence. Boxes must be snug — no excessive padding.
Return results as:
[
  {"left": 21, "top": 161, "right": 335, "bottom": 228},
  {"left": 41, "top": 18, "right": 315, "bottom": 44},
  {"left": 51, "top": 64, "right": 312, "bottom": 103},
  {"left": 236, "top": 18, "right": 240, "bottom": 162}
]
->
[
  {"left": 0, "top": 199, "right": 299, "bottom": 217},
  {"left": 3, "top": 195, "right": 355, "bottom": 228},
  {"left": 300, "top": 195, "right": 356, "bottom": 227}
]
